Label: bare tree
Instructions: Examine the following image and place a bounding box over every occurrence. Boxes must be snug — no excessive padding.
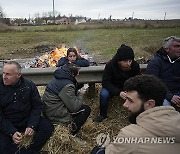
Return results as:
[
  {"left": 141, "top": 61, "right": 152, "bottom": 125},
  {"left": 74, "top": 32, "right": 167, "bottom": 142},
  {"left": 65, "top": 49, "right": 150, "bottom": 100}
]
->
[
  {"left": 0, "top": 5, "right": 5, "bottom": 18},
  {"left": 34, "top": 12, "right": 44, "bottom": 25},
  {"left": 34, "top": 12, "right": 40, "bottom": 18},
  {"left": 0, "top": 5, "right": 10, "bottom": 25},
  {"left": 48, "top": 11, "right": 53, "bottom": 18}
]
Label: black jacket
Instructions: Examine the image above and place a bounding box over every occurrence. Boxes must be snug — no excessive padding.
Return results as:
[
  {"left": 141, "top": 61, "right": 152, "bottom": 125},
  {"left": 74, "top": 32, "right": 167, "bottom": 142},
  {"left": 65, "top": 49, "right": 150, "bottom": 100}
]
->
[
  {"left": 146, "top": 47, "right": 180, "bottom": 101},
  {"left": 102, "top": 56, "right": 140, "bottom": 96},
  {"left": 0, "top": 77, "right": 42, "bottom": 136},
  {"left": 57, "top": 57, "right": 90, "bottom": 67}
]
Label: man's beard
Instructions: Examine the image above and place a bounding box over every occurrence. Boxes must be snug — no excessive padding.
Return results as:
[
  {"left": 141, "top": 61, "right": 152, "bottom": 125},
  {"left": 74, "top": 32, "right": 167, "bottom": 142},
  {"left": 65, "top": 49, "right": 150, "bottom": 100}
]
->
[{"left": 128, "top": 103, "right": 145, "bottom": 124}]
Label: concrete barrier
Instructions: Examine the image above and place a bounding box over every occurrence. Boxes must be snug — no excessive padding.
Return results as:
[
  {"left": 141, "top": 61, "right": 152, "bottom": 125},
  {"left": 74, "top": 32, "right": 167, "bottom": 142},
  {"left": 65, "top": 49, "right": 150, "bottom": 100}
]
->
[{"left": 0, "top": 64, "right": 147, "bottom": 97}]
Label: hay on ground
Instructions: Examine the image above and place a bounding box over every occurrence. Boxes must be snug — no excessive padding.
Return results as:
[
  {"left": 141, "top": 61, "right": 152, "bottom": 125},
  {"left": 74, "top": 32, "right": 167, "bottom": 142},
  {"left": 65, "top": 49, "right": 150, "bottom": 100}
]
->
[{"left": 22, "top": 84, "right": 129, "bottom": 153}]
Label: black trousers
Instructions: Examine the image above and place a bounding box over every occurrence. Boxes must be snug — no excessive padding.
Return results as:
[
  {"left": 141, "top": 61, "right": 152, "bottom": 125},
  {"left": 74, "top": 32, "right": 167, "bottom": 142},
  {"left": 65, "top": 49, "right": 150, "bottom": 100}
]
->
[
  {"left": 71, "top": 104, "right": 91, "bottom": 135},
  {"left": 0, "top": 117, "right": 54, "bottom": 154},
  {"left": 91, "top": 146, "right": 105, "bottom": 154}
]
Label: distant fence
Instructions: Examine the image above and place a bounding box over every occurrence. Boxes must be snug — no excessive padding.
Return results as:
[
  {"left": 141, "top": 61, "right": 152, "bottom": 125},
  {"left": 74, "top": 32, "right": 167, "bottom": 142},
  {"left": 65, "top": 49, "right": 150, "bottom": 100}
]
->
[{"left": 0, "top": 64, "right": 147, "bottom": 97}]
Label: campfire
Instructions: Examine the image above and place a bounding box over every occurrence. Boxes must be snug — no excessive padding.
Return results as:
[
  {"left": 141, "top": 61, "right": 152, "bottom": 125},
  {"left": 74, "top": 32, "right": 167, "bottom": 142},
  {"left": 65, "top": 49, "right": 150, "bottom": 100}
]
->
[
  {"left": 27, "top": 44, "right": 91, "bottom": 68},
  {"left": 0, "top": 46, "right": 148, "bottom": 69}
]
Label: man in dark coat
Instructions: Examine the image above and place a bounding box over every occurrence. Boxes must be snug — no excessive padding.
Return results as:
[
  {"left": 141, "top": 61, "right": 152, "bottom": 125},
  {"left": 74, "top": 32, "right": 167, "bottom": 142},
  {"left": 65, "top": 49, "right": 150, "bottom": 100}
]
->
[
  {"left": 0, "top": 61, "right": 54, "bottom": 154},
  {"left": 93, "top": 44, "right": 140, "bottom": 122},
  {"left": 146, "top": 36, "right": 180, "bottom": 112}
]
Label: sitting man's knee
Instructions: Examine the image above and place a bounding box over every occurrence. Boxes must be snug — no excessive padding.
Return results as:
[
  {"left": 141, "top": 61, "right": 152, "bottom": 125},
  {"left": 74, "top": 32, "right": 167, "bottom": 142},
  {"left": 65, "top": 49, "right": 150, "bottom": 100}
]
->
[{"left": 0, "top": 139, "right": 11, "bottom": 152}]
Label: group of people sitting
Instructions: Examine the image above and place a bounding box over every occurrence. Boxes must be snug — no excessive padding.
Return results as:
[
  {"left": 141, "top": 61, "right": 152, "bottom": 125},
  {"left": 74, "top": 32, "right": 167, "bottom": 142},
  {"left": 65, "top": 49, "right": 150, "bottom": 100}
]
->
[{"left": 0, "top": 36, "right": 179, "bottom": 154}]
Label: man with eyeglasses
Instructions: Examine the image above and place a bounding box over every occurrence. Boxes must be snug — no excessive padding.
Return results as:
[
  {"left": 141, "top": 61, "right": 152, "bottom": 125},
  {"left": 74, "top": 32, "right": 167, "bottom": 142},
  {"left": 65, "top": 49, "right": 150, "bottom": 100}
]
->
[
  {"left": 146, "top": 36, "right": 180, "bottom": 112},
  {"left": 0, "top": 61, "right": 54, "bottom": 154}
]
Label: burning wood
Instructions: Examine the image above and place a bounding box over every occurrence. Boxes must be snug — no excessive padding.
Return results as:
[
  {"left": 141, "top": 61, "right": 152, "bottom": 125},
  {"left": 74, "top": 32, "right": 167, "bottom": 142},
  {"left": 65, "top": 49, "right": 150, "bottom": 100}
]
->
[
  {"left": 28, "top": 45, "right": 92, "bottom": 68},
  {"left": 31, "top": 45, "right": 68, "bottom": 68}
]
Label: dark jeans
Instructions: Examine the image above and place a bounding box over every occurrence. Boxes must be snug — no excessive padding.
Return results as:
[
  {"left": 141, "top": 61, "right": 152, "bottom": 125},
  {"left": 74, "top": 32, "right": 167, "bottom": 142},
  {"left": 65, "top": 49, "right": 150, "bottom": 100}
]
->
[
  {"left": 163, "top": 92, "right": 180, "bottom": 112},
  {"left": 71, "top": 104, "right": 91, "bottom": 135},
  {"left": 91, "top": 146, "right": 105, "bottom": 154},
  {"left": 99, "top": 88, "right": 113, "bottom": 118},
  {"left": 0, "top": 117, "right": 54, "bottom": 154}
]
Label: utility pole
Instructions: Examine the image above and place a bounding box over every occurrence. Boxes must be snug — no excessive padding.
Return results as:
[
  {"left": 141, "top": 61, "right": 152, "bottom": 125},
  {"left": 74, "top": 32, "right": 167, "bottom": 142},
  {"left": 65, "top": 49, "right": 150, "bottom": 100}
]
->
[
  {"left": 53, "top": 0, "right": 55, "bottom": 23},
  {"left": 29, "top": 14, "right": 31, "bottom": 24},
  {"left": 164, "top": 12, "right": 167, "bottom": 20},
  {"left": 132, "top": 12, "right": 134, "bottom": 19},
  {"left": 98, "top": 13, "right": 100, "bottom": 20}
]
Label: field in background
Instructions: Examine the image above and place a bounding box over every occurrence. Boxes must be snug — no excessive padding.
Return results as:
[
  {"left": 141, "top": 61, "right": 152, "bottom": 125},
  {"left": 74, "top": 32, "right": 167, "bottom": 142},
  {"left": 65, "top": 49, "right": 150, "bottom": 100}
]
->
[{"left": 0, "top": 20, "right": 180, "bottom": 62}]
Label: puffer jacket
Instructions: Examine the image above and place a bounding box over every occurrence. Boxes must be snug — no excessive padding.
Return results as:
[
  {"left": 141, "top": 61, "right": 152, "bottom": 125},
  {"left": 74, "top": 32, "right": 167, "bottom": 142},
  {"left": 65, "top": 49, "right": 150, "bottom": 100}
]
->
[
  {"left": 102, "top": 56, "right": 140, "bottom": 96},
  {"left": 0, "top": 77, "right": 42, "bottom": 136},
  {"left": 42, "top": 65, "right": 83, "bottom": 124},
  {"left": 57, "top": 57, "right": 90, "bottom": 67},
  {"left": 146, "top": 47, "right": 180, "bottom": 102},
  {"left": 106, "top": 106, "right": 180, "bottom": 154}
]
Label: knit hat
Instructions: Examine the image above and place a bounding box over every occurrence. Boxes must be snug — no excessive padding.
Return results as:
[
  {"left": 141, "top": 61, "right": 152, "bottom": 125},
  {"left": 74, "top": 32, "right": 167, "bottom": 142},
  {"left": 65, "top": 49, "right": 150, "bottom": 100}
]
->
[{"left": 115, "top": 44, "right": 134, "bottom": 61}]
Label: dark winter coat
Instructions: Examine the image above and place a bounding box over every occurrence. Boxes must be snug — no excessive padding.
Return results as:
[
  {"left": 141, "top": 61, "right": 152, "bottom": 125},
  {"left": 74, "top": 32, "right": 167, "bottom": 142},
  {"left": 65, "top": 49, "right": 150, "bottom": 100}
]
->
[
  {"left": 146, "top": 47, "right": 180, "bottom": 102},
  {"left": 0, "top": 77, "right": 42, "bottom": 136},
  {"left": 102, "top": 56, "right": 140, "bottom": 96},
  {"left": 57, "top": 57, "right": 89, "bottom": 67}
]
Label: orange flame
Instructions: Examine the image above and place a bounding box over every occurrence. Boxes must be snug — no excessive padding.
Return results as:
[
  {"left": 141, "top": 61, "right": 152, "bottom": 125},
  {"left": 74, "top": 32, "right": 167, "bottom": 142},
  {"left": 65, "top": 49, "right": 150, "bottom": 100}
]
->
[
  {"left": 35, "top": 45, "right": 89, "bottom": 68},
  {"left": 37, "top": 45, "right": 68, "bottom": 67}
]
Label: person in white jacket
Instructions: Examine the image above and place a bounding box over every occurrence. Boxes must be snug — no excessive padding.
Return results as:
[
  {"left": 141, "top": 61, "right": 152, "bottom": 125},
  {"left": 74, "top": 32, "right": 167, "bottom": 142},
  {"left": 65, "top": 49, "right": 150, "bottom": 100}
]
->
[{"left": 91, "top": 75, "right": 180, "bottom": 154}]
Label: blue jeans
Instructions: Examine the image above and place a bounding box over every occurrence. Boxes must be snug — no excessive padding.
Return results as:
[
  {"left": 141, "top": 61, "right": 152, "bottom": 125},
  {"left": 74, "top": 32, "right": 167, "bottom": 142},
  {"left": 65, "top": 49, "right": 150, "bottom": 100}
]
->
[
  {"left": 99, "top": 88, "right": 113, "bottom": 117},
  {"left": 163, "top": 99, "right": 171, "bottom": 106},
  {"left": 163, "top": 92, "right": 180, "bottom": 106},
  {"left": 163, "top": 92, "right": 180, "bottom": 112}
]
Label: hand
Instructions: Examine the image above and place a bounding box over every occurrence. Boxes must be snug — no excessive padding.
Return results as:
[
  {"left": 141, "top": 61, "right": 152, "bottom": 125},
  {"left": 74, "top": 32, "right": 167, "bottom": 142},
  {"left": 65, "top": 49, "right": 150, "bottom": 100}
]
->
[
  {"left": 79, "top": 89, "right": 87, "bottom": 94},
  {"left": 120, "top": 91, "right": 127, "bottom": 100},
  {"left": 171, "top": 95, "right": 180, "bottom": 106},
  {"left": 12, "top": 131, "right": 22, "bottom": 144},
  {"left": 24, "top": 127, "right": 34, "bottom": 136},
  {"left": 68, "top": 60, "right": 75, "bottom": 63}
]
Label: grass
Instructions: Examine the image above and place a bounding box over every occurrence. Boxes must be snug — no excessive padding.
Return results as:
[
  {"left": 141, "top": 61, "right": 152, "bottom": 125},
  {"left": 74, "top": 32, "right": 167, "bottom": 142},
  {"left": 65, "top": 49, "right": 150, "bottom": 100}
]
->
[{"left": 0, "top": 25, "right": 180, "bottom": 61}]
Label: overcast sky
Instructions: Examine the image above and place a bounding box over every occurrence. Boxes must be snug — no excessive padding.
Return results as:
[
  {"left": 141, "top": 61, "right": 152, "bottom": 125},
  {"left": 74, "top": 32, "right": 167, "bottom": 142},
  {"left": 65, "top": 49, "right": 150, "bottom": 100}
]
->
[{"left": 0, "top": 0, "right": 180, "bottom": 20}]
